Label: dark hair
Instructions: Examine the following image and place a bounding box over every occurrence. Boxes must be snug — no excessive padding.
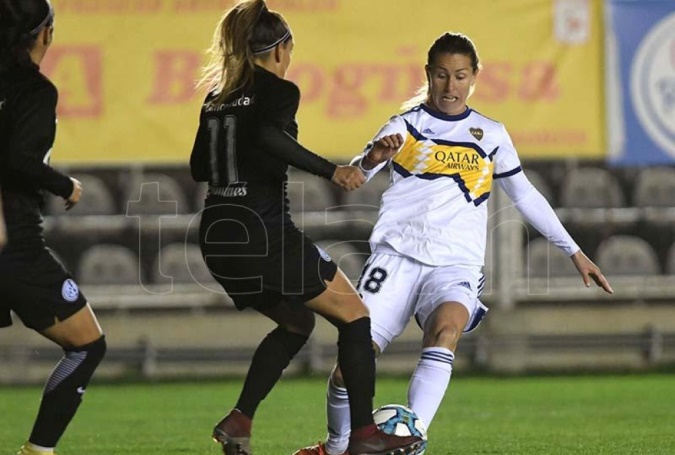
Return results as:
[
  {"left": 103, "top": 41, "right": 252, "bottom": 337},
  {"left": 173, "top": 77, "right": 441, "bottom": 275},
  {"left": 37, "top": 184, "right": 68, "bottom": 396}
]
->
[
  {"left": 198, "top": 0, "right": 292, "bottom": 104},
  {"left": 402, "top": 32, "right": 481, "bottom": 110},
  {"left": 0, "top": 0, "right": 54, "bottom": 72},
  {"left": 427, "top": 32, "right": 480, "bottom": 74}
]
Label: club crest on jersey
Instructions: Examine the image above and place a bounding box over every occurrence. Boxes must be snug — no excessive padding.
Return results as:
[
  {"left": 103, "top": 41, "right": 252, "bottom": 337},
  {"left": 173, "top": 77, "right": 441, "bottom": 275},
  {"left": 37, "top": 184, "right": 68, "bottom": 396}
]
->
[
  {"left": 469, "top": 128, "right": 484, "bottom": 141},
  {"left": 0, "top": 99, "right": 5, "bottom": 111},
  {"left": 316, "top": 246, "right": 332, "bottom": 262},
  {"left": 61, "top": 279, "right": 80, "bottom": 303}
]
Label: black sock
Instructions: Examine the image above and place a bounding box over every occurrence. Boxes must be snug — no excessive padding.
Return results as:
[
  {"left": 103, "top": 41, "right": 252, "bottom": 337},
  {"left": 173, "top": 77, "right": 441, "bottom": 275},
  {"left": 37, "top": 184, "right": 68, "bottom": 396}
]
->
[
  {"left": 235, "top": 327, "right": 308, "bottom": 419},
  {"left": 30, "top": 336, "right": 106, "bottom": 447},
  {"left": 338, "top": 317, "right": 375, "bottom": 430}
]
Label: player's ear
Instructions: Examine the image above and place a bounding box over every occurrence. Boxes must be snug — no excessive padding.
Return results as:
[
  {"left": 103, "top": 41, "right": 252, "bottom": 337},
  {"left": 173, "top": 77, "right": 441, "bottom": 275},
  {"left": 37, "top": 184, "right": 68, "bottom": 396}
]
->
[
  {"left": 274, "top": 45, "right": 282, "bottom": 63},
  {"left": 42, "top": 26, "right": 54, "bottom": 47}
]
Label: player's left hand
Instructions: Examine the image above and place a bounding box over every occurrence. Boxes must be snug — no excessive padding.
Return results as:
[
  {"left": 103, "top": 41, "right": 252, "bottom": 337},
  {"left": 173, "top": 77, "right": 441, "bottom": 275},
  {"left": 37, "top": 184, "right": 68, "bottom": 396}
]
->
[
  {"left": 65, "top": 177, "right": 83, "bottom": 211},
  {"left": 571, "top": 250, "right": 613, "bottom": 294}
]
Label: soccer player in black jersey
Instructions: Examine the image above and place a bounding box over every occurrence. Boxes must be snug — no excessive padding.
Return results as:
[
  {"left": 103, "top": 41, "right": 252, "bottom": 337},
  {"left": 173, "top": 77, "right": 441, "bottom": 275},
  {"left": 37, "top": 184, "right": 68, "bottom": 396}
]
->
[
  {"left": 190, "top": 1, "right": 424, "bottom": 454},
  {"left": 0, "top": 1, "right": 106, "bottom": 454}
]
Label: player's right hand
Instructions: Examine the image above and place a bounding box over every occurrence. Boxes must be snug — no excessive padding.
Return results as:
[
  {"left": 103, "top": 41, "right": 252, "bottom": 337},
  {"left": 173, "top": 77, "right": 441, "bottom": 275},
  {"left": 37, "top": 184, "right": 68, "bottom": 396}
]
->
[
  {"left": 332, "top": 165, "right": 366, "bottom": 191},
  {"left": 66, "top": 177, "right": 83, "bottom": 211}
]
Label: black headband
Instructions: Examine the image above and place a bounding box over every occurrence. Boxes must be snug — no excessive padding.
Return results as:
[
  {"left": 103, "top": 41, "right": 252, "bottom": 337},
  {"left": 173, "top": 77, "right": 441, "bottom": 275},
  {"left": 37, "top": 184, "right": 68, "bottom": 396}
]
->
[
  {"left": 29, "top": 0, "right": 54, "bottom": 36},
  {"left": 252, "top": 28, "right": 291, "bottom": 54}
]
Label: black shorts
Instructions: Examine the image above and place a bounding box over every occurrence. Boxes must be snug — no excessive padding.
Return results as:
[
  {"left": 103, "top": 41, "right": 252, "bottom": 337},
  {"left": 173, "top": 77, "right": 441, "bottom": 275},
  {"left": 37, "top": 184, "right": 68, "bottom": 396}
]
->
[
  {"left": 199, "top": 201, "right": 338, "bottom": 310},
  {"left": 0, "top": 247, "right": 87, "bottom": 331}
]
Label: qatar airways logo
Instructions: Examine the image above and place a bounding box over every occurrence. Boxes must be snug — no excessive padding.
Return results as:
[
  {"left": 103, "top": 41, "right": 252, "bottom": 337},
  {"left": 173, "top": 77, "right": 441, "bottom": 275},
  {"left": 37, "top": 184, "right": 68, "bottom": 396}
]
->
[
  {"left": 434, "top": 149, "right": 481, "bottom": 172},
  {"left": 631, "top": 12, "right": 675, "bottom": 157}
]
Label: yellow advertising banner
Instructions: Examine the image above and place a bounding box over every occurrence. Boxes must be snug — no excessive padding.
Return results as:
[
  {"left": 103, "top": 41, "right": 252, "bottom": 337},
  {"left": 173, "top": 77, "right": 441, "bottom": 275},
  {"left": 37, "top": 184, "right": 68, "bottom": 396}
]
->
[{"left": 46, "top": 0, "right": 605, "bottom": 164}]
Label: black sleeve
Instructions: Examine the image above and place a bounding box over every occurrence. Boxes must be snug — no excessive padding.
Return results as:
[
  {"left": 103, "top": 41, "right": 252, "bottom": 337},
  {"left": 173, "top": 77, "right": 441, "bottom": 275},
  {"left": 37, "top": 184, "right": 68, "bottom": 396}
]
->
[
  {"left": 259, "top": 127, "right": 336, "bottom": 180},
  {"left": 189, "top": 116, "right": 210, "bottom": 182},
  {"left": 6, "top": 85, "right": 73, "bottom": 198},
  {"left": 258, "top": 81, "right": 336, "bottom": 180}
]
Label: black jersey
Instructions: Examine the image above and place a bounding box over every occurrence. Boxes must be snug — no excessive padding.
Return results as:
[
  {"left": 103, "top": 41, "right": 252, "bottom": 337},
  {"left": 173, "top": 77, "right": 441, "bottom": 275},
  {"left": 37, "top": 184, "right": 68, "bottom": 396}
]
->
[
  {"left": 0, "top": 64, "right": 73, "bottom": 252},
  {"left": 190, "top": 65, "right": 336, "bottom": 224}
]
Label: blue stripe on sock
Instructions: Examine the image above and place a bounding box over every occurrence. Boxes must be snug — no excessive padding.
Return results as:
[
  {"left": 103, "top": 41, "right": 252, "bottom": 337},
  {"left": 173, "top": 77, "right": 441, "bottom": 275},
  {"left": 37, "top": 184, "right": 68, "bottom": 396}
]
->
[
  {"left": 421, "top": 352, "right": 454, "bottom": 365},
  {"left": 331, "top": 384, "right": 349, "bottom": 398}
]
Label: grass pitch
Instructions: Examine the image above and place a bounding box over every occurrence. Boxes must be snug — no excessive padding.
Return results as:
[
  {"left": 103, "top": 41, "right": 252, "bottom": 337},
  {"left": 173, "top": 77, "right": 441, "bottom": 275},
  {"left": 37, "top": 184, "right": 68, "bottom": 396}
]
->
[{"left": 1, "top": 375, "right": 674, "bottom": 454}]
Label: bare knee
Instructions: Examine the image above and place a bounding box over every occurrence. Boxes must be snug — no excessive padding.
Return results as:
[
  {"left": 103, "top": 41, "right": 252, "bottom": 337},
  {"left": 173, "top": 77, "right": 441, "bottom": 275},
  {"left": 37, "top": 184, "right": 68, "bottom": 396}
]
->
[
  {"left": 423, "top": 324, "right": 462, "bottom": 351},
  {"left": 336, "top": 296, "right": 369, "bottom": 324}
]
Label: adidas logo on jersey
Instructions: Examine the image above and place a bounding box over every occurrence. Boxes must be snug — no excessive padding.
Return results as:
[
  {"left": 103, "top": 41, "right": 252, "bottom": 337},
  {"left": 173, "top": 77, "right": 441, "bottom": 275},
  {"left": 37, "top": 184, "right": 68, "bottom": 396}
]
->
[
  {"left": 458, "top": 281, "right": 472, "bottom": 290},
  {"left": 422, "top": 128, "right": 435, "bottom": 135}
]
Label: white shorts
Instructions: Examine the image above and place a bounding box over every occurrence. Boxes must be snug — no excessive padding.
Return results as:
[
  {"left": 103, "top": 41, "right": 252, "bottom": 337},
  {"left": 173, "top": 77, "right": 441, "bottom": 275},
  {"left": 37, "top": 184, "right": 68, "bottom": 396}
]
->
[{"left": 357, "top": 251, "right": 488, "bottom": 352}]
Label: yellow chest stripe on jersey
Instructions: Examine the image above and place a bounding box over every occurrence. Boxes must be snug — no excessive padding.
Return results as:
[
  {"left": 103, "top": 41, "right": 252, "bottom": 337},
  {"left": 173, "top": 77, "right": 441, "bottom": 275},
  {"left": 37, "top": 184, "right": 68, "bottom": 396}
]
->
[{"left": 393, "top": 132, "right": 494, "bottom": 204}]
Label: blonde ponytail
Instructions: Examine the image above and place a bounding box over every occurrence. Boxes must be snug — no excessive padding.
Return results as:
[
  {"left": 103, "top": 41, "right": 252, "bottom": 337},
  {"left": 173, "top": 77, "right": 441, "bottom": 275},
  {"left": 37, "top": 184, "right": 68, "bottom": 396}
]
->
[
  {"left": 401, "top": 83, "right": 429, "bottom": 111},
  {"left": 198, "top": 0, "right": 265, "bottom": 104}
]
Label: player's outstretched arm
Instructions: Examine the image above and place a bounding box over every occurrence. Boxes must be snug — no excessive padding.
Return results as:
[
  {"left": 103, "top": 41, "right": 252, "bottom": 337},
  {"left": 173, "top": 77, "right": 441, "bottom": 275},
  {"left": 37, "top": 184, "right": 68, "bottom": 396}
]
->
[
  {"left": 570, "top": 250, "right": 614, "bottom": 294},
  {"left": 499, "top": 171, "right": 614, "bottom": 293}
]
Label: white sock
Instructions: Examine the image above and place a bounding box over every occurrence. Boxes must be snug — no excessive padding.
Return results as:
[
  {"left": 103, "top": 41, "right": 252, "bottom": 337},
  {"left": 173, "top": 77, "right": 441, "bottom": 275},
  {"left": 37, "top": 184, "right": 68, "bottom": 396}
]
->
[
  {"left": 407, "top": 347, "right": 454, "bottom": 429},
  {"left": 26, "top": 442, "right": 54, "bottom": 453},
  {"left": 325, "top": 377, "right": 351, "bottom": 455}
]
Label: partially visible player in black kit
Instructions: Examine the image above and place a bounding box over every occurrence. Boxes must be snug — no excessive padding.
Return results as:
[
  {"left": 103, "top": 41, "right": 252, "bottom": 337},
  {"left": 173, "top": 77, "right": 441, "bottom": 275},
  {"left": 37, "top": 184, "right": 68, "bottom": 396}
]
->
[
  {"left": 190, "top": 1, "right": 424, "bottom": 454},
  {"left": 0, "top": 1, "right": 106, "bottom": 454}
]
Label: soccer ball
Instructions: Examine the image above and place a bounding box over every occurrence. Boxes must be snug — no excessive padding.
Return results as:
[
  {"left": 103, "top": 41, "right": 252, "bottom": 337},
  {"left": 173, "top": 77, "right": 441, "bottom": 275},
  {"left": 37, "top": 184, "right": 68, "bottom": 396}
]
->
[{"left": 373, "top": 404, "right": 428, "bottom": 453}]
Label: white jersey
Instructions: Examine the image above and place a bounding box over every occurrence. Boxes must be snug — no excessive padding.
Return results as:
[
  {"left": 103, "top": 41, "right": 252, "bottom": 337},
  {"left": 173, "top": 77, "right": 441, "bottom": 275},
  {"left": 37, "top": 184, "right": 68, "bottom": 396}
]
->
[{"left": 354, "top": 104, "right": 524, "bottom": 267}]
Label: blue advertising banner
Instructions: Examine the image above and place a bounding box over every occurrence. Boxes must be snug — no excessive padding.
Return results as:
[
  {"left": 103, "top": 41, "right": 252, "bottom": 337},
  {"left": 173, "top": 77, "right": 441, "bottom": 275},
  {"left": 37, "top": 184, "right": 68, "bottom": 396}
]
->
[{"left": 607, "top": 0, "right": 675, "bottom": 165}]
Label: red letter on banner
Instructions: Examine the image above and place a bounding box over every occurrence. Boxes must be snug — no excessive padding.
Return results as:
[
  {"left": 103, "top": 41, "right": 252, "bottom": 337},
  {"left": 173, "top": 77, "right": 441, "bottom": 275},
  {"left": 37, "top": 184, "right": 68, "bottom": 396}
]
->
[
  {"left": 519, "top": 62, "right": 559, "bottom": 101},
  {"left": 327, "top": 64, "right": 368, "bottom": 118},
  {"left": 42, "top": 46, "right": 103, "bottom": 118},
  {"left": 148, "top": 50, "right": 201, "bottom": 104}
]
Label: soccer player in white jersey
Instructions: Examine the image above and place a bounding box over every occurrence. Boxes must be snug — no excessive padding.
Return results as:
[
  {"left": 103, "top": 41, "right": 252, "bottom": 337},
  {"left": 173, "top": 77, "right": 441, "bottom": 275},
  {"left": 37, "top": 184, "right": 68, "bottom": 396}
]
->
[{"left": 294, "top": 32, "right": 614, "bottom": 455}]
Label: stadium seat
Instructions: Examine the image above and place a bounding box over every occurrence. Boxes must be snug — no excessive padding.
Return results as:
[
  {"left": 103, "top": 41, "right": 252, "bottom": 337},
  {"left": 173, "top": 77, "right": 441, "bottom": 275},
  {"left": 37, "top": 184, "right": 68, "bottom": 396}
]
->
[
  {"left": 341, "top": 171, "right": 391, "bottom": 210},
  {"left": 524, "top": 169, "right": 555, "bottom": 205},
  {"left": 560, "top": 167, "right": 625, "bottom": 208},
  {"left": 525, "top": 237, "right": 579, "bottom": 278},
  {"left": 316, "top": 240, "right": 368, "bottom": 284},
  {"left": 152, "top": 243, "right": 214, "bottom": 285},
  {"left": 46, "top": 173, "right": 116, "bottom": 215},
  {"left": 126, "top": 173, "right": 190, "bottom": 215},
  {"left": 77, "top": 244, "right": 140, "bottom": 285},
  {"left": 286, "top": 174, "right": 335, "bottom": 212},
  {"left": 596, "top": 236, "right": 660, "bottom": 276},
  {"left": 633, "top": 167, "right": 675, "bottom": 207}
]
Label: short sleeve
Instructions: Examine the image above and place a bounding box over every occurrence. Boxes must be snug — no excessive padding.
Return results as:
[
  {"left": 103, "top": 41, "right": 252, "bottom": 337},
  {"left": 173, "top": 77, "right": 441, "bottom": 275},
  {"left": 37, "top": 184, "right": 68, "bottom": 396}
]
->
[
  {"left": 492, "top": 124, "right": 523, "bottom": 180},
  {"left": 258, "top": 80, "right": 300, "bottom": 129}
]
